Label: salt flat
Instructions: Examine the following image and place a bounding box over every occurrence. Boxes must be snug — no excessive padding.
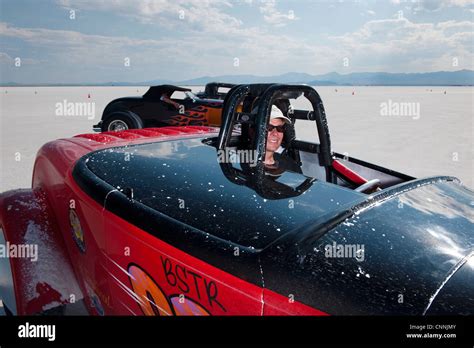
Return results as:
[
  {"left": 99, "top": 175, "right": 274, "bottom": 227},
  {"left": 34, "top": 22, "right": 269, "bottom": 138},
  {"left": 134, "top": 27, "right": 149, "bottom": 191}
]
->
[{"left": 0, "top": 86, "right": 472, "bottom": 192}]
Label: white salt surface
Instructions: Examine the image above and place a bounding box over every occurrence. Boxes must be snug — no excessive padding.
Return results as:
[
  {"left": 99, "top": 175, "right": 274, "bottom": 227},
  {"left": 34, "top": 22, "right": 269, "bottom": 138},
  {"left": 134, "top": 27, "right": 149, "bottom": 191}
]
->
[
  {"left": 0, "top": 86, "right": 472, "bottom": 192},
  {"left": 293, "top": 86, "right": 473, "bottom": 189}
]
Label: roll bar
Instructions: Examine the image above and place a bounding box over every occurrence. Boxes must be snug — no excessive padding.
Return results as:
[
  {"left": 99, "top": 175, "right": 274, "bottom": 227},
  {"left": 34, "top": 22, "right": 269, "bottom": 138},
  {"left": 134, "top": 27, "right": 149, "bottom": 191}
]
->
[{"left": 217, "top": 84, "right": 333, "bottom": 174}]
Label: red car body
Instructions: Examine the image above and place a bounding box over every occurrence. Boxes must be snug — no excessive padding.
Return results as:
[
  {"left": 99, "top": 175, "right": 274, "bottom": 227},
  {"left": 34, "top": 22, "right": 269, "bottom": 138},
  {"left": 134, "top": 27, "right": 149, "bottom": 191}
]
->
[
  {"left": 3, "top": 84, "right": 471, "bottom": 317},
  {"left": 0, "top": 126, "right": 325, "bottom": 316}
]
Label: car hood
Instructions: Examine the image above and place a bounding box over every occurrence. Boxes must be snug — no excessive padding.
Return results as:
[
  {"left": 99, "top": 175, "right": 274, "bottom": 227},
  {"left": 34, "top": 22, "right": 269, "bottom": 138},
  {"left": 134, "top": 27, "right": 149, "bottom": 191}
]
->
[
  {"left": 261, "top": 178, "right": 474, "bottom": 314},
  {"left": 425, "top": 251, "right": 474, "bottom": 315}
]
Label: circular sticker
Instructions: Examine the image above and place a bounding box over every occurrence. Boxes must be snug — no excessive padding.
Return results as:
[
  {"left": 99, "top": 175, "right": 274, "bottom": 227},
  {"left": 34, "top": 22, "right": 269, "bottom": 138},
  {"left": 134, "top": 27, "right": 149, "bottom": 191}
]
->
[{"left": 69, "top": 209, "right": 86, "bottom": 253}]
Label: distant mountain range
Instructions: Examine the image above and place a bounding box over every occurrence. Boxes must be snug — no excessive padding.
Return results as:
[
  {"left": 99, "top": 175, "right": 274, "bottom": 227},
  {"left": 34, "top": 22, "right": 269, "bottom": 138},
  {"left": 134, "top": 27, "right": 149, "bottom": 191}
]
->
[
  {"left": 173, "top": 70, "right": 474, "bottom": 86},
  {"left": 3, "top": 69, "right": 473, "bottom": 86}
]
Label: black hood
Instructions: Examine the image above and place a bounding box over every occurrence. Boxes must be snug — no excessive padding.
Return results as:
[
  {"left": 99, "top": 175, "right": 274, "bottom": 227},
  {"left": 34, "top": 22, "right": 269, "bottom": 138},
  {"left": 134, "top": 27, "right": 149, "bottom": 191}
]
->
[{"left": 262, "top": 179, "right": 474, "bottom": 315}]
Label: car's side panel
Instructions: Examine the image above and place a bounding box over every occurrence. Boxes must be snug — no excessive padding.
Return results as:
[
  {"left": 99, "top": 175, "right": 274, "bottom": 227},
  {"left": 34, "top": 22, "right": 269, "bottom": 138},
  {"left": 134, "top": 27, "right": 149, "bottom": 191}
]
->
[
  {"left": 131, "top": 99, "right": 169, "bottom": 125},
  {"left": 262, "top": 289, "right": 328, "bottom": 315},
  {"left": 62, "top": 173, "right": 112, "bottom": 315},
  {"left": 204, "top": 106, "right": 222, "bottom": 126},
  {"left": 103, "top": 210, "right": 264, "bottom": 315},
  {"left": 32, "top": 140, "right": 112, "bottom": 315},
  {"left": 27, "top": 128, "right": 253, "bottom": 315},
  {"left": 166, "top": 104, "right": 222, "bottom": 127}
]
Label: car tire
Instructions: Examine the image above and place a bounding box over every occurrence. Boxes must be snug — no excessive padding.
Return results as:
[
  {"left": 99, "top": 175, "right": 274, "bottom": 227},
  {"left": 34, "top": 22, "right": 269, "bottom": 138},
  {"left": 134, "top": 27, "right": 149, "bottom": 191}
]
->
[{"left": 101, "top": 111, "right": 143, "bottom": 132}]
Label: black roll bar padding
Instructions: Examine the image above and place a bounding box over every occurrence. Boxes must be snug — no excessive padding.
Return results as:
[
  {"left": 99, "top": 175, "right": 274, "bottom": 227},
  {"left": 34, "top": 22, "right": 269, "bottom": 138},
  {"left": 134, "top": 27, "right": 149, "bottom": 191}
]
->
[
  {"left": 218, "top": 84, "right": 250, "bottom": 150},
  {"left": 254, "top": 84, "right": 332, "bottom": 169},
  {"left": 218, "top": 84, "right": 275, "bottom": 151},
  {"left": 218, "top": 83, "right": 333, "bottom": 179},
  {"left": 291, "top": 140, "right": 320, "bottom": 154},
  {"left": 291, "top": 109, "right": 316, "bottom": 120}
]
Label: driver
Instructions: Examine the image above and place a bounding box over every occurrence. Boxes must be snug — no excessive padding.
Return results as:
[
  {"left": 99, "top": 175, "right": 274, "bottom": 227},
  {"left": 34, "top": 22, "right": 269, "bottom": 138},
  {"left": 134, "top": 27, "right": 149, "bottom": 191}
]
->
[{"left": 264, "top": 105, "right": 302, "bottom": 175}]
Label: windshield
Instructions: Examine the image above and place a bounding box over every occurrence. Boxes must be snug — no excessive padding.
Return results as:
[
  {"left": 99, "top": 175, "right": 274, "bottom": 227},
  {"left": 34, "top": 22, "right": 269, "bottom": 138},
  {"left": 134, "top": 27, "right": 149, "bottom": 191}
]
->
[{"left": 184, "top": 91, "right": 197, "bottom": 101}]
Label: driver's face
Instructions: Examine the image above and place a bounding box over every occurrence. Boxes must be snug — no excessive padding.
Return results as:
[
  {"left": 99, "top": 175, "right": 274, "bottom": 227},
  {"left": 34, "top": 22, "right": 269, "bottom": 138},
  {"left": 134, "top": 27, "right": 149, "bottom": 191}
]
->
[{"left": 266, "top": 118, "right": 285, "bottom": 153}]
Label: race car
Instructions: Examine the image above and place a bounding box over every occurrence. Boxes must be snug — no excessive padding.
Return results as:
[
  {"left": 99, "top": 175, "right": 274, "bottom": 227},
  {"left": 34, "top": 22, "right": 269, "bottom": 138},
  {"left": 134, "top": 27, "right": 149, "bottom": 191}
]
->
[
  {"left": 0, "top": 84, "right": 473, "bottom": 316},
  {"left": 92, "top": 82, "right": 235, "bottom": 132}
]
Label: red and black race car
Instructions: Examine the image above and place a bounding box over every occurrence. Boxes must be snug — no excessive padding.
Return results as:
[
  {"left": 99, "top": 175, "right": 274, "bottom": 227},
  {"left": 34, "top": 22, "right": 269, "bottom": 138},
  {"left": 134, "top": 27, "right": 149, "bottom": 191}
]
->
[
  {"left": 93, "top": 82, "right": 235, "bottom": 132},
  {"left": 0, "top": 84, "right": 473, "bottom": 316}
]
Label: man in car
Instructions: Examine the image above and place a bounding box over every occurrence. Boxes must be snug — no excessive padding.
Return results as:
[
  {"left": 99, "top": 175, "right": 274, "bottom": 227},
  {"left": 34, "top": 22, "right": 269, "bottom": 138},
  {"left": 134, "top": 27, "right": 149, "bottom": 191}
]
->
[{"left": 264, "top": 105, "right": 302, "bottom": 175}]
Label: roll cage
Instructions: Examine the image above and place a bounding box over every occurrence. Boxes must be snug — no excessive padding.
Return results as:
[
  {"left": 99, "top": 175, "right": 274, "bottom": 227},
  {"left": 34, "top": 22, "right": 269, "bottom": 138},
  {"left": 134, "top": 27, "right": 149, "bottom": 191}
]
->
[
  {"left": 217, "top": 84, "right": 334, "bottom": 182},
  {"left": 215, "top": 83, "right": 413, "bottom": 194}
]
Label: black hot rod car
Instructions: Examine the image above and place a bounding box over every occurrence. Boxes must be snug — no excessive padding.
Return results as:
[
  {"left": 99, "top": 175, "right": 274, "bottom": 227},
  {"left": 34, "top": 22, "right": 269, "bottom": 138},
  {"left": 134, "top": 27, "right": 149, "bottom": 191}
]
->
[{"left": 93, "top": 82, "right": 235, "bottom": 132}]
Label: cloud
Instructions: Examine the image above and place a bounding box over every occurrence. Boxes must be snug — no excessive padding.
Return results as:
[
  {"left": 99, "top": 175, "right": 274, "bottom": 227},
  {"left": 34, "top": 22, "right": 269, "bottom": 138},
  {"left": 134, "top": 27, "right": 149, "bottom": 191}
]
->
[
  {"left": 0, "top": 19, "right": 340, "bottom": 83},
  {"left": 391, "top": 0, "right": 474, "bottom": 11},
  {"left": 1, "top": 0, "right": 337, "bottom": 83},
  {"left": 259, "top": 0, "right": 299, "bottom": 27},
  {"left": 330, "top": 17, "right": 474, "bottom": 72},
  {"left": 0, "top": 47, "right": 42, "bottom": 66},
  {"left": 2, "top": 1, "right": 473, "bottom": 83},
  {"left": 0, "top": 21, "right": 173, "bottom": 58},
  {"left": 0, "top": 21, "right": 189, "bottom": 82},
  {"left": 57, "top": 0, "right": 243, "bottom": 34}
]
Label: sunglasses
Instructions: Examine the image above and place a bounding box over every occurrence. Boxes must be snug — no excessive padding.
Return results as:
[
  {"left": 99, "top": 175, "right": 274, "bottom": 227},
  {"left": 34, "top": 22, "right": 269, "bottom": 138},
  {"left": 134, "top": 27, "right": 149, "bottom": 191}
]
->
[{"left": 267, "top": 124, "right": 286, "bottom": 133}]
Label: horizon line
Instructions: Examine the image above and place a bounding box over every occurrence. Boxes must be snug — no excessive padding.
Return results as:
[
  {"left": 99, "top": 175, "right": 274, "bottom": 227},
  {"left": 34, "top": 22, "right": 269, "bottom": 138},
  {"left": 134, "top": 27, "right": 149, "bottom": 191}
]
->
[{"left": 2, "top": 69, "right": 473, "bottom": 87}]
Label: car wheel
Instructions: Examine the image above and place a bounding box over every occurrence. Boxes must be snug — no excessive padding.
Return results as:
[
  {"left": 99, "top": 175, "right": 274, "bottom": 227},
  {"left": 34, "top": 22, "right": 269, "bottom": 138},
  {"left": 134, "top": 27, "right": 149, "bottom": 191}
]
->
[{"left": 101, "top": 112, "right": 143, "bottom": 132}]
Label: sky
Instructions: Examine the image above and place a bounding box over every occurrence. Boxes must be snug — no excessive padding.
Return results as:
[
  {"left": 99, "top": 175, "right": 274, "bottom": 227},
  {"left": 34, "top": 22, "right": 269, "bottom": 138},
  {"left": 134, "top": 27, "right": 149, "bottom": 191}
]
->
[{"left": 0, "top": 0, "right": 473, "bottom": 84}]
